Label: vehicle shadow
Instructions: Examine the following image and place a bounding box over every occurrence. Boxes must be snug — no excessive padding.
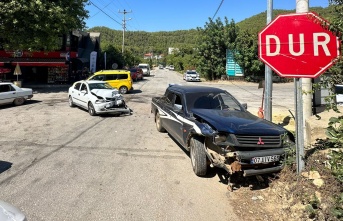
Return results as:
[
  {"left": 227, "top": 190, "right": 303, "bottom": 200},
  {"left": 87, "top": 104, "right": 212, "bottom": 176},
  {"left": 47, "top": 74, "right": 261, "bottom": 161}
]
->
[
  {"left": 0, "top": 161, "right": 12, "bottom": 174},
  {"left": 168, "top": 133, "right": 274, "bottom": 191},
  {"left": 29, "top": 85, "right": 69, "bottom": 94},
  {"left": 129, "top": 89, "right": 142, "bottom": 94},
  {"left": 0, "top": 100, "right": 42, "bottom": 109}
]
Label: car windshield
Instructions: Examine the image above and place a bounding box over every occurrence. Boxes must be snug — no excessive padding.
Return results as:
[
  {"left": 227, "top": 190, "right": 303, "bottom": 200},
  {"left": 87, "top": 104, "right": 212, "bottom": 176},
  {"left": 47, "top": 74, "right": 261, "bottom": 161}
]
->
[
  {"left": 88, "top": 83, "right": 113, "bottom": 90},
  {"left": 186, "top": 91, "right": 242, "bottom": 111},
  {"left": 187, "top": 71, "right": 196, "bottom": 75},
  {"left": 138, "top": 66, "right": 147, "bottom": 69}
]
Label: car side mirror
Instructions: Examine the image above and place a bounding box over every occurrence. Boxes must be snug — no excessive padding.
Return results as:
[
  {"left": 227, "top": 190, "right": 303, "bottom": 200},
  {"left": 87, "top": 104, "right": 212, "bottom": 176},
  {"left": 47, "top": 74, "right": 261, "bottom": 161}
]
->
[
  {"left": 242, "top": 103, "right": 247, "bottom": 110},
  {"left": 81, "top": 90, "right": 87, "bottom": 94}
]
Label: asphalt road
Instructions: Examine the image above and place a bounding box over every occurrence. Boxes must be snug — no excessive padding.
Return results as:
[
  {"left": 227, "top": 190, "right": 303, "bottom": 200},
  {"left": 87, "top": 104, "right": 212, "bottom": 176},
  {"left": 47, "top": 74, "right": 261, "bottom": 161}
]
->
[{"left": 0, "top": 69, "right": 295, "bottom": 221}]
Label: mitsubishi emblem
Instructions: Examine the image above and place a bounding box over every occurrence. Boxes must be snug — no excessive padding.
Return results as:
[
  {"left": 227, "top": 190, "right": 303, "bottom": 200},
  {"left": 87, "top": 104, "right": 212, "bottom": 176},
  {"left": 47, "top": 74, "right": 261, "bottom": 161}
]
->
[{"left": 257, "top": 137, "right": 264, "bottom": 145}]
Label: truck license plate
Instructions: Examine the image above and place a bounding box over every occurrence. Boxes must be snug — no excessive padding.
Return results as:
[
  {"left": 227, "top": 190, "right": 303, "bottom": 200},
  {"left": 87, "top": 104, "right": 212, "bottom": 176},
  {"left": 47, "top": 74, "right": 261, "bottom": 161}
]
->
[{"left": 251, "top": 155, "right": 280, "bottom": 164}]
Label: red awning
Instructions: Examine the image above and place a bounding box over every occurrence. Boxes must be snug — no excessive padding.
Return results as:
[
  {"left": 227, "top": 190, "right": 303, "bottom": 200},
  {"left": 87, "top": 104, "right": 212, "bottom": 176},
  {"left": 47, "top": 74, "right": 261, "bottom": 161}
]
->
[
  {"left": 0, "top": 58, "right": 68, "bottom": 67},
  {"left": 13, "top": 61, "right": 67, "bottom": 67}
]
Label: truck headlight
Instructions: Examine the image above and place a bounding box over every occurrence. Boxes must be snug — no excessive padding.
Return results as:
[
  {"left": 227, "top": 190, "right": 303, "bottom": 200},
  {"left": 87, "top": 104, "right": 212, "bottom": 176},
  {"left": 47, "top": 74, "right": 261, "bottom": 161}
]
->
[
  {"left": 214, "top": 133, "right": 235, "bottom": 145},
  {"left": 199, "top": 123, "right": 216, "bottom": 136},
  {"left": 282, "top": 132, "right": 295, "bottom": 145}
]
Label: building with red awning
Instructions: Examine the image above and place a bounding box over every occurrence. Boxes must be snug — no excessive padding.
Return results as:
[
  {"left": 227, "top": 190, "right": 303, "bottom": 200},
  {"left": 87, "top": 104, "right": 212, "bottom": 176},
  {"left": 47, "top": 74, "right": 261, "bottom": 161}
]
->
[{"left": 0, "top": 30, "right": 101, "bottom": 85}]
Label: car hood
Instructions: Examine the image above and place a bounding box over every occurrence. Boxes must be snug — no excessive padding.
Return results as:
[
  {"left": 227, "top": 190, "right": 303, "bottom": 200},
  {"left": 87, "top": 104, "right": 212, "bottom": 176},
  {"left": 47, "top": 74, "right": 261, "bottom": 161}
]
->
[
  {"left": 91, "top": 89, "right": 120, "bottom": 98},
  {"left": 191, "top": 109, "right": 286, "bottom": 136}
]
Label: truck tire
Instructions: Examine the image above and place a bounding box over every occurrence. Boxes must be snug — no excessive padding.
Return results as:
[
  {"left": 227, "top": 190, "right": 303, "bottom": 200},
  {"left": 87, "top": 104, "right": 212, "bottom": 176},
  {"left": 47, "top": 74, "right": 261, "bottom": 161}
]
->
[
  {"left": 190, "top": 137, "right": 207, "bottom": 176},
  {"left": 155, "top": 112, "right": 166, "bottom": 132}
]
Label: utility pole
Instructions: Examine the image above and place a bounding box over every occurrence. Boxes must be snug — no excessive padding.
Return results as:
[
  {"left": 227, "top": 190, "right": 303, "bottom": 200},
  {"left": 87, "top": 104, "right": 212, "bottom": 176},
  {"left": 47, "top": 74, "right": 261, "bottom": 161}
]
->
[
  {"left": 296, "top": 0, "right": 311, "bottom": 148},
  {"left": 118, "top": 9, "right": 132, "bottom": 54},
  {"left": 295, "top": 0, "right": 309, "bottom": 174}
]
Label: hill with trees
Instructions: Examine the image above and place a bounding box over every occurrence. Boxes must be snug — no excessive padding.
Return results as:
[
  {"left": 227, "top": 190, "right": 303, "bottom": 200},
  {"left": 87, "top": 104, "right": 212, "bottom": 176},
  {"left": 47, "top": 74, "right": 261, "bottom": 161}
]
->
[{"left": 87, "top": 6, "right": 333, "bottom": 59}]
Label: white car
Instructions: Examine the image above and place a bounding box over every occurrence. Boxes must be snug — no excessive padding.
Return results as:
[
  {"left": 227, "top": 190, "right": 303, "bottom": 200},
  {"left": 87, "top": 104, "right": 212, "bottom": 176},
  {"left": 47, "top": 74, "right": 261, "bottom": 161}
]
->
[
  {"left": 0, "top": 82, "right": 33, "bottom": 106},
  {"left": 169, "top": 65, "right": 174, "bottom": 71},
  {"left": 138, "top": 63, "right": 151, "bottom": 76},
  {"left": 68, "top": 80, "right": 132, "bottom": 116},
  {"left": 183, "top": 70, "right": 200, "bottom": 82},
  {"left": 0, "top": 200, "right": 27, "bottom": 221}
]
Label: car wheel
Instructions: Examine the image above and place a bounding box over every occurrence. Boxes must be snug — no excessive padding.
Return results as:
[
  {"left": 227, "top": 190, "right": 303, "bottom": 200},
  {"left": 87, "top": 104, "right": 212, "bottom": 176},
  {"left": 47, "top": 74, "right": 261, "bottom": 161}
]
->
[
  {"left": 88, "top": 102, "right": 96, "bottom": 116},
  {"left": 190, "top": 137, "right": 207, "bottom": 176},
  {"left": 13, "top": 97, "right": 25, "bottom": 106},
  {"left": 119, "top": 86, "right": 128, "bottom": 94},
  {"left": 68, "top": 96, "right": 75, "bottom": 107},
  {"left": 155, "top": 112, "right": 166, "bottom": 132}
]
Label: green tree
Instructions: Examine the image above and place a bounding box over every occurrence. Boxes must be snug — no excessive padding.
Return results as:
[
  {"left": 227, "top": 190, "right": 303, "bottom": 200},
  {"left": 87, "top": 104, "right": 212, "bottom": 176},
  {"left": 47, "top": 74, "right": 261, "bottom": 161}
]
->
[
  {"left": 196, "top": 18, "right": 238, "bottom": 80},
  {"left": 101, "top": 45, "right": 124, "bottom": 69},
  {"left": 234, "top": 30, "right": 264, "bottom": 79},
  {"left": 0, "top": 0, "right": 89, "bottom": 51},
  {"left": 318, "top": 0, "right": 343, "bottom": 111}
]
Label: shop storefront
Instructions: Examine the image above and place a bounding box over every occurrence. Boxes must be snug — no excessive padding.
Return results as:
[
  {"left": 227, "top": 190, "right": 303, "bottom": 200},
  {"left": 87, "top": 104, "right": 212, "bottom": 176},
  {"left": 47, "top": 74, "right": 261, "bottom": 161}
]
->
[{"left": 0, "top": 30, "right": 100, "bottom": 86}]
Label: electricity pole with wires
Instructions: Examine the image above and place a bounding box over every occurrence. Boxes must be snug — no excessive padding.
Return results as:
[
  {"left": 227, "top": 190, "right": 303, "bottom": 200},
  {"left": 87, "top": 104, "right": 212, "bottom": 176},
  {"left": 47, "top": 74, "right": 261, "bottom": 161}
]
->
[{"left": 118, "top": 9, "right": 132, "bottom": 54}]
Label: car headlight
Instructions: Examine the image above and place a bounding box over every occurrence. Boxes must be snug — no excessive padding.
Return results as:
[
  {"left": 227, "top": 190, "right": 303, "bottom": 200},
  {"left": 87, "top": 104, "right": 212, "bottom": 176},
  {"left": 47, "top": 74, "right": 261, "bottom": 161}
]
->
[{"left": 95, "top": 99, "right": 106, "bottom": 104}]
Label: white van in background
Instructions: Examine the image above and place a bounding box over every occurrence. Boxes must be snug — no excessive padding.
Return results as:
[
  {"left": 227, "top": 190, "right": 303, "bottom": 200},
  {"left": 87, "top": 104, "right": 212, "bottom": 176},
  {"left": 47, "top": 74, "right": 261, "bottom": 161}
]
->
[{"left": 138, "top": 63, "right": 151, "bottom": 76}]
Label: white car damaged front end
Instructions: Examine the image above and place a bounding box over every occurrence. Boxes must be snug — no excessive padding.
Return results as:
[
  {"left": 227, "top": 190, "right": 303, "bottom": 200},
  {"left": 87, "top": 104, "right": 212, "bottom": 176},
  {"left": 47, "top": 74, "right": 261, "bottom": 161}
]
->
[{"left": 90, "top": 89, "right": 131, "bottom": 115}]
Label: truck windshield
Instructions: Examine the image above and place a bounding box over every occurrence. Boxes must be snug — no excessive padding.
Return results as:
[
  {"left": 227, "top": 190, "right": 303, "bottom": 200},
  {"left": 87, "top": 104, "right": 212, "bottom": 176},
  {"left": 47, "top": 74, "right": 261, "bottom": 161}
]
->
[{"left": 186, "top": 92, "right": 242, "bottom": 111}]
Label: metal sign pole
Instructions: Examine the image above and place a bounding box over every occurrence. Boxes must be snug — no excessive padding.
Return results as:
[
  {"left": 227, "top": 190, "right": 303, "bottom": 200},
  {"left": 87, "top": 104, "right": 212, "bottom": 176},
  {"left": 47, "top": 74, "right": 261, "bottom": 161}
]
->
[
  {"left": 295, "top": 79, "right": 305, "bottom": 174},
  {"left": 264, "top": 0, "right": 273, "bottom": 121}
]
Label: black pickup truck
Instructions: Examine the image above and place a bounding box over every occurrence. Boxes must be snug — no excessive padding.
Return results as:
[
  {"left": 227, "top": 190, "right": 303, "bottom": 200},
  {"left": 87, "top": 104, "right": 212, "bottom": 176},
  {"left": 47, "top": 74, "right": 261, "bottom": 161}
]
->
[{"left": 151, "top": 84, "right": 295, "bottom": 190}]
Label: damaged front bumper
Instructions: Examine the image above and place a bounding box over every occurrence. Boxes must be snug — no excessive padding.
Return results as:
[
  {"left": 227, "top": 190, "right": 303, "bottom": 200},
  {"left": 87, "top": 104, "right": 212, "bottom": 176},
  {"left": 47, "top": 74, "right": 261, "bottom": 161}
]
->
[
  {"left": 95, "top": 101, "right": 132, "bottom": 115},
  {"left": 235, "top": 148, "right": 285, "bottom": 176}
]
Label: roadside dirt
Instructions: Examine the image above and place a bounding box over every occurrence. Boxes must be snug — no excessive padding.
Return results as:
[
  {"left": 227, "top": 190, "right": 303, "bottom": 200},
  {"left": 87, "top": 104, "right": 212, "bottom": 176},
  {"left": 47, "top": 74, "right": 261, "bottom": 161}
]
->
[{"left": 228, "top": 107, "right": 342, "bottom": 221}]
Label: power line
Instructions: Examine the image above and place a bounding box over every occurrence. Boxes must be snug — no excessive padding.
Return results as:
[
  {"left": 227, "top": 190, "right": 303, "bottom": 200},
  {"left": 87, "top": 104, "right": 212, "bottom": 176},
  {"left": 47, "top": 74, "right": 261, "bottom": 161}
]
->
[
  {"left": 212, "top": 0, "right": 224, "bottom": 20},
  {"left": 89, "top": 0, "right": 122, "bottom": 26}
]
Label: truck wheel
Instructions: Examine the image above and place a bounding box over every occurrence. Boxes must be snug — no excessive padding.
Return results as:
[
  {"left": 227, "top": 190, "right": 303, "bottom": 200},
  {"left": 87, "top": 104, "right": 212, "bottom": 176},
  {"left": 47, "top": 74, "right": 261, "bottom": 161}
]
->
[
  {"left": 190, "top": 137, "right": 207, "bottom": 176},
  {"left": 155, "top": 112, "right": 166, "bottom": 132}
]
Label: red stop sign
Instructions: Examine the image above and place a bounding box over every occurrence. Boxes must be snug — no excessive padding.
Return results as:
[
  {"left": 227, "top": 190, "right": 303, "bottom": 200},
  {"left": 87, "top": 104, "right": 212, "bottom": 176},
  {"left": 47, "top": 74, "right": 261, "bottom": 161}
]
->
[{"left": 258, "top": 12, "right": 341, "bottom": 78}]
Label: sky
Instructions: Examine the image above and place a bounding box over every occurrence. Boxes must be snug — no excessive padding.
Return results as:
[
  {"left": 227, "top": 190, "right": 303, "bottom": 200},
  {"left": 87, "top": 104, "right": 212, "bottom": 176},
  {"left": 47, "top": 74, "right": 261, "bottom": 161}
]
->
[{"left": 85, "top": 0, "right": 329, "bottom": 32}]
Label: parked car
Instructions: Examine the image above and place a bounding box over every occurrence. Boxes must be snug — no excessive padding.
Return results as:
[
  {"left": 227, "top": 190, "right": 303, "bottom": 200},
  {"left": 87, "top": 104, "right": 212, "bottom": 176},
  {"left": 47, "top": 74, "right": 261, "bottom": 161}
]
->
[
  {"left": 130, "top": 68, "right": 143, "bottom": 81},
  {"left": 151, "top": 84, "right": 295, "bottom": 191},
  {"left": 183, "top": 70, "right": 200, "bottom": 82},
  {"left": 87, "top": 70, "right": 133, "bottom": 94},
  {"left": 158, "top": 65, "right": 164, "bottom": 69},
  {"left": 138, "top": 63, "right": 151, "bottom": 76},
  {"left": 68, "top": 80, "right": 131, "bottom": 116},
  {"left": 169, "top": 65, "right": 174, "bottom": 71},
  {"left": 0, "top": 200, "right": 27, "bottom": 221},
  {"left": 0, "top": 82, "right": 33, "bottom": 106}
]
